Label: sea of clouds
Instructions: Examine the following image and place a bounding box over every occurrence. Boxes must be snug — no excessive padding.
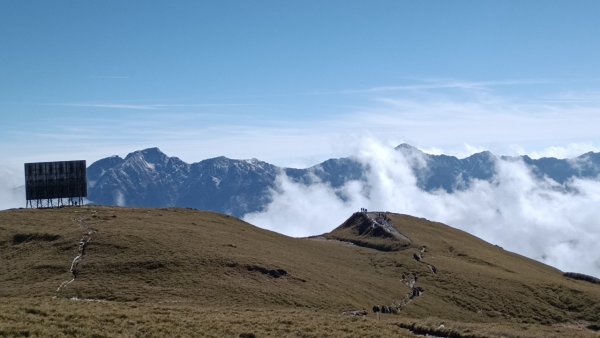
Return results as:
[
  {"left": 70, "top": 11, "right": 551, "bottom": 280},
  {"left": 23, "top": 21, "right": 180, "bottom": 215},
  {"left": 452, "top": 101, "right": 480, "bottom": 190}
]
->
[
  {"left": 245, "top": 139, "right": 600, "bottom": 278},
  {"left": 1, "top": 140, "right": 599, "bottom": 277}
]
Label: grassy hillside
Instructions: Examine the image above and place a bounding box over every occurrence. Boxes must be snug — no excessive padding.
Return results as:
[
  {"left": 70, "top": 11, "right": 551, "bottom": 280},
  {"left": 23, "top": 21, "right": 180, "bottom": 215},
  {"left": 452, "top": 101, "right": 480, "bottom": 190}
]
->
[{"left": 0, "top": 206, "right": 598, "bottom": 337}]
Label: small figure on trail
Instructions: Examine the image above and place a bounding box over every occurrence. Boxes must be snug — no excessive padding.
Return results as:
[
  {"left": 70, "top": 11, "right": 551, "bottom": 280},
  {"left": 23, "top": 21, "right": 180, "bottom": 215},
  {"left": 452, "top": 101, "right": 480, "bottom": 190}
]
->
[
  {"left": 411, "top": 287, "right": 424, "bottom": 298},
  {"left": 372, "top": 305, "right": 380, "bottom": 320}
]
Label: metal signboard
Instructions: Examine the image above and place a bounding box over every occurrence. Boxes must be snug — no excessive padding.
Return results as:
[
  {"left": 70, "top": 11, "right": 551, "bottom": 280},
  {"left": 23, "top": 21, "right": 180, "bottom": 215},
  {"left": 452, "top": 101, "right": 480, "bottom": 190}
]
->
[{"left": 24, "top": 160, "right": 87, "bottom": 208}]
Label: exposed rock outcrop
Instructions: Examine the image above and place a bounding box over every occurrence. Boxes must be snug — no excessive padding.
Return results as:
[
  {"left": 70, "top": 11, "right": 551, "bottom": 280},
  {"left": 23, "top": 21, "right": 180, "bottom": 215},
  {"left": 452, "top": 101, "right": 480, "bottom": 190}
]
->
[{"left": 323, "top": 211, "right": 411, "bottom": 251}]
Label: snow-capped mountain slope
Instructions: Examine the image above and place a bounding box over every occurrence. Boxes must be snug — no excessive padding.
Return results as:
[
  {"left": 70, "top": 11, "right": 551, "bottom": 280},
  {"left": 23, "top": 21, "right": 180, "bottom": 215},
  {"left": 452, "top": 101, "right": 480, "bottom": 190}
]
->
[
  {"left": 395, "top": 144, "right": 496, "bottom": 191},
  {"left": 87, "top": 148, "right": 366, "bottom": 216},
  {"left": 87, "top": 145, "right": 600, "bottom": 217},
  {"left": 88, "top": 148, "right": 190, "bottom": 207},
  {"left": 177, "top": 157, "right": 280, "bottom": 216}
]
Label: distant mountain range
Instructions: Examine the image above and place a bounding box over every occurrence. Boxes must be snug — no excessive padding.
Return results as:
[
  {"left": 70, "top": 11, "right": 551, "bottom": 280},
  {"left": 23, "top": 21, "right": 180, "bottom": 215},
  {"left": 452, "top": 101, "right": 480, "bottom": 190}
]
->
[{"left": 87, "top": 144, "right": 600, "bottom": 217}]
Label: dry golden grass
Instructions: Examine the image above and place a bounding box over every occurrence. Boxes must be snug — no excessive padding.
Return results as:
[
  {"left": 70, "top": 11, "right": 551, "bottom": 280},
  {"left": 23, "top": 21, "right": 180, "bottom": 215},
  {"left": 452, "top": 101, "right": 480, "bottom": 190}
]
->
[
  {"left": 0, "top": 298, "right": 420, "bottom": 338},
  {"left": 0, "top": 206, "right": 598, "bottom": 337}
]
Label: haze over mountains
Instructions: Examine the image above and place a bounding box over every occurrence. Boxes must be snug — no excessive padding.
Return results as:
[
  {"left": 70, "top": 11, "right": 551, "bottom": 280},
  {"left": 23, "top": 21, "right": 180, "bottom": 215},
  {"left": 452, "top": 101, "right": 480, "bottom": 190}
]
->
[{"left": 87, "top": 144, "right": 600, "bottom": 216}]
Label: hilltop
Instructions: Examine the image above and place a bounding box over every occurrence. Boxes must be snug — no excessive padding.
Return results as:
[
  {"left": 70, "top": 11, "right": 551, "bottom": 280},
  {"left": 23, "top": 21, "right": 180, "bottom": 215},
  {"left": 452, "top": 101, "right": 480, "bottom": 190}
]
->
[{"left": 0, "top": 206, "right": 599, "bottom": 337}]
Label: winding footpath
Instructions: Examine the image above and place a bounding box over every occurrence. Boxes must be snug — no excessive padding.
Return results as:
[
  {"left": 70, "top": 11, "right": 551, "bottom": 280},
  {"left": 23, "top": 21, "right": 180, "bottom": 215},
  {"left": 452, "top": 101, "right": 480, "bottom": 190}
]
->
[
  {"left": 361, "top": 212, "right": 439, "bottom": 314},
  {"left": 56, "top": 210, "right": 97, "bottom": 293}
]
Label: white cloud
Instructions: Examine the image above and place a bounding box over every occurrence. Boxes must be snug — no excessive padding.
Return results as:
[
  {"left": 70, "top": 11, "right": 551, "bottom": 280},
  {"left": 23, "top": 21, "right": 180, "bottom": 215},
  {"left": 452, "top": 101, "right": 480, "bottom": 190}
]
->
[
  {"left": 75, "top": 103, "right": 160, "bottom": 110},
  {"left": 528, "top": 143, "right": 600, "bottom": 159},
  {"left": 4, "top": 79, "right": 600, "bottom": 167},
  {"left": 0, "top": 165, "right": 24, "bottom": 210},
  {"left": 115, "top": 190, "right": 126, "bottom": 207},
  {"left": 244, "top": 139, "right": 600, "bottom": 278},
  {"left": 331, "top": 78, "right": 547, "bottom": 95},
  {"left": 59, "top": 102, "right": 251, "bottom": 110}
]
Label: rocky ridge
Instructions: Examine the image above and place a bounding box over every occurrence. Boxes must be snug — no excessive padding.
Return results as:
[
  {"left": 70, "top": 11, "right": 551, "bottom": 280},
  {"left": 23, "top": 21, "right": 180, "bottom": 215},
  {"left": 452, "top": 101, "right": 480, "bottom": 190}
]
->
[{"left": 87, "top": 145, "right": 600, "bottom": 216}]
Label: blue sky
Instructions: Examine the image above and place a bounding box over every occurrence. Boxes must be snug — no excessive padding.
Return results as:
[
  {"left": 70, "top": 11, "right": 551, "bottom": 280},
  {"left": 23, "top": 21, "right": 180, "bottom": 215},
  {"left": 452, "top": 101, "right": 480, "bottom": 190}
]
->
[{"left": 2, "top": 1, "right": 600, "bottom": 167}]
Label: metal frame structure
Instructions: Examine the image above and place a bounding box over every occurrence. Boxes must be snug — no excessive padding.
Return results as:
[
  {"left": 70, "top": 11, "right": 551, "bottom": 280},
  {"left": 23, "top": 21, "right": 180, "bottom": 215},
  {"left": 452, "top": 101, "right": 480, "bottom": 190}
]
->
[{"left": 24, "top": 160, "right": 87, "bottom": 209}]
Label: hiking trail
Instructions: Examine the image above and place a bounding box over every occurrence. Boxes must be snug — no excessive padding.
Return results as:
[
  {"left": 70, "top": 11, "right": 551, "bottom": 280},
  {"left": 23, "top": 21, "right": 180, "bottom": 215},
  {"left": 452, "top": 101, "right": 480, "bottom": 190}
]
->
[{"left": 56, "top": 209, "right": 97, "bottom": 293}]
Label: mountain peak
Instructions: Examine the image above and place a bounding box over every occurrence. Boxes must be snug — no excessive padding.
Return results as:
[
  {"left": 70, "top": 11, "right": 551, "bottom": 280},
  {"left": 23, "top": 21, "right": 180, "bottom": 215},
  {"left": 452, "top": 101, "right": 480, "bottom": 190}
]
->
[
  {"left": 468, "top": 150, "right": 495, "bottom": 159},
  {"left": 87, "top": 145, "right": 600, "bottom": 218},
  {"left": 395, "top": 143, "right": 419, "bottom": 151},
  {"left": 125, "top": 147, "right": 168, "bottom": 162}
]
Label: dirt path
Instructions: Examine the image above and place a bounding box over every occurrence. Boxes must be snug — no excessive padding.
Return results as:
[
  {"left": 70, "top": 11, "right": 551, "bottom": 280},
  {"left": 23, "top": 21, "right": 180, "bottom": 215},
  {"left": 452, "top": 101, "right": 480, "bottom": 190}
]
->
[
  {"left": 413, "top": 247, "right": 438, "bottom": 275},
  {"left": 56, "top": 210, "right": 97, "bottom": 293}
]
